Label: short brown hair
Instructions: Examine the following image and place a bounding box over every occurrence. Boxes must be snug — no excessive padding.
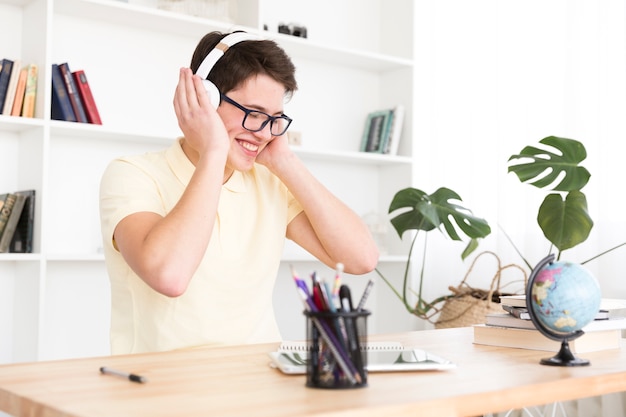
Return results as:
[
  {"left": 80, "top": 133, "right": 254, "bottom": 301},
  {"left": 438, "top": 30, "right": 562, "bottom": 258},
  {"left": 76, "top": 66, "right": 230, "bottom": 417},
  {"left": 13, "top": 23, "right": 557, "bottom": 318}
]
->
[{"left": 190, "top": 31, "right": 298, "bottom": 99}]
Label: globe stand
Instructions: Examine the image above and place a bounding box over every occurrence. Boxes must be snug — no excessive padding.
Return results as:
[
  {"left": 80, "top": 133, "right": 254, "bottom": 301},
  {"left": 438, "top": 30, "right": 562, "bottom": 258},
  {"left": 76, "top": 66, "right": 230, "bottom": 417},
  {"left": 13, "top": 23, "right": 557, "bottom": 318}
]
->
[
  {"left": 526, "top": 254, "right": 591, "bottom": 367},
  {"left": 540, "top": 339, "right": 589, "bottom": 367}
]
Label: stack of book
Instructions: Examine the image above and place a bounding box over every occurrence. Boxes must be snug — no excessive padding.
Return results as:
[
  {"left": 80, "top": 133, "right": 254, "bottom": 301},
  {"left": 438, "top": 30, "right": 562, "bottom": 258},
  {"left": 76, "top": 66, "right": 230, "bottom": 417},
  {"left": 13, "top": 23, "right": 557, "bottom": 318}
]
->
[
  {"left": 0, "top": 190, "right": 35, "bottom": 253},
  {"left": 359, "top": 105, "right": 405, "bottom": 155},
  {"left": 473, "top": 295, "right": 626, "bottom": 353},
  {"left": 0, "top": 58, "right": 38, "bottom": 118},
  {"left": 50, "top": 62, "right": 102, "bottom": 124}
]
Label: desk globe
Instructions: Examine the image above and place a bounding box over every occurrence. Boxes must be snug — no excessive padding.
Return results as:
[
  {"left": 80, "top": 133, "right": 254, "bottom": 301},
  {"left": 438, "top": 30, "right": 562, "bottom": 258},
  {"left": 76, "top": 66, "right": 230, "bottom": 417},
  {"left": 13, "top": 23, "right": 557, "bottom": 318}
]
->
[{"left": 525, "top": 254, "right": 602, "bottom": 366}]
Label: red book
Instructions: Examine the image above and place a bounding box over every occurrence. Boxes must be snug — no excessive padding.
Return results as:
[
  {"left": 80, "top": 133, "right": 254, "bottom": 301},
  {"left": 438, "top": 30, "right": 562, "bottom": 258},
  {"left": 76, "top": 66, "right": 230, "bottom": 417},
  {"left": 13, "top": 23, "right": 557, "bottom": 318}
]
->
[
  {"left": 72, "top": 70, "right": 102, "bottom": 124},
  {"left": 58, "top": 62, "right": 88, "bottom": 123}
]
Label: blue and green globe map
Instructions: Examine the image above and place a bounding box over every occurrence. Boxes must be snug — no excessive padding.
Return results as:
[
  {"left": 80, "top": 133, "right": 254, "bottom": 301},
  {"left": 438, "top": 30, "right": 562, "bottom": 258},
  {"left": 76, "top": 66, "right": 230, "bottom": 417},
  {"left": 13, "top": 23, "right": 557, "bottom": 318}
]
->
[{"left": 530, "top": 261, "right": 601, "bottom": 336}]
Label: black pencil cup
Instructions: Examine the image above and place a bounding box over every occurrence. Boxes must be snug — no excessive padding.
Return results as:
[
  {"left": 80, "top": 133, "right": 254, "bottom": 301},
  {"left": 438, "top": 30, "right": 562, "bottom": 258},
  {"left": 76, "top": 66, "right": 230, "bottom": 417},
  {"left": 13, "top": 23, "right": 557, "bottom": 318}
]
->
[{"left": 303, "top": 309, "right": 370, "bottom": 389}]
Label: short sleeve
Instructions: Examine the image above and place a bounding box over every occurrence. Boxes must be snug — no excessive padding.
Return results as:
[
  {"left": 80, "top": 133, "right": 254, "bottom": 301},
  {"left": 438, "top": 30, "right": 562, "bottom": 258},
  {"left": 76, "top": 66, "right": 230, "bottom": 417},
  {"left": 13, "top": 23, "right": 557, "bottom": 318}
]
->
[{"left": 99, "top": 158, "right": 166, "bottom": 251}]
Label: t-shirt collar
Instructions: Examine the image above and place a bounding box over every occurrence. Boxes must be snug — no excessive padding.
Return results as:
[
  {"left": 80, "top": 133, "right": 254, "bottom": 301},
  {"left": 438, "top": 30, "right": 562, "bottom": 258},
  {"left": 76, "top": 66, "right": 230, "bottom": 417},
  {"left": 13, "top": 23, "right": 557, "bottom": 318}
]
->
[{"left": 166, "top": 137, "right": 246, "bottom": 193}]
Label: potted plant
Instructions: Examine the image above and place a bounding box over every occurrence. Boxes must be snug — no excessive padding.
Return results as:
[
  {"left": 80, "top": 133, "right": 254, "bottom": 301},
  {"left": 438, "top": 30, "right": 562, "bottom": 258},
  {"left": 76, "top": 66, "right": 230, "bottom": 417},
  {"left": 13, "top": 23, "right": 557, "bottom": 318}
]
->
[
  {"left": 374, "top": 187, "right": 493, "bottom": 322},
  {"left": 506, "top": 135, "right": 625, "bottom": 267},
  {"left": 377, "top": 135, "right": 625, "bottom": 324}
]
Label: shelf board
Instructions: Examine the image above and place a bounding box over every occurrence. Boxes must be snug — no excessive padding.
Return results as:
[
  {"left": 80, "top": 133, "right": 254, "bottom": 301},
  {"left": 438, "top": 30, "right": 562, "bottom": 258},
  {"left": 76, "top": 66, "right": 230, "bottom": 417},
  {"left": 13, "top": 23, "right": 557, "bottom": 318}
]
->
[
  {"left": 0, "top": 253, "right": 41, "bottom": 261},
  {"left": 47, "top": 120, "right": 410, "bottom": 165},
  {"left": 0, "top": 115, "right": 45, "bottom": 133},
  {"left": 54, "top": 0, "right": 233, "bottom": 38},
  {"left": 50, "top": 120, "right": 174, "bottom": 145},
  {"left": 292, "top": 147, "right": 412, "bottom": 166},
  {"left": 54, "top": 0, "right": 413, "bottom": 73},
  {"left": 264, "top": 32, "right": 413, "bottom": 72},
  {"left": 46, "top": 253, "right": 105, "bottom": 262}
]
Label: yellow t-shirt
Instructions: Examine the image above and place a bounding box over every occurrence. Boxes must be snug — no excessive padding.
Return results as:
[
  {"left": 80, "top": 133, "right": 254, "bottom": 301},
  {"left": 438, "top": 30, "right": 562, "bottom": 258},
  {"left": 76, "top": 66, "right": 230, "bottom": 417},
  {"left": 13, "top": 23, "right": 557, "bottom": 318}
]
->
[{"left": 99, "top": 138, "right": 303, "bottom": 354}]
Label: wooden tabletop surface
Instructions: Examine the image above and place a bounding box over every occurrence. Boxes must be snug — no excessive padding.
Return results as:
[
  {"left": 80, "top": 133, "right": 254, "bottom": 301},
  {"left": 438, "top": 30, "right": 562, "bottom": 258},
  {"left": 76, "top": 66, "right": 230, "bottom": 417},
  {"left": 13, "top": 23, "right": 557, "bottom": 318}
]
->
[{"left": 1, "top": 327, "right": 625, "bottom": 417}]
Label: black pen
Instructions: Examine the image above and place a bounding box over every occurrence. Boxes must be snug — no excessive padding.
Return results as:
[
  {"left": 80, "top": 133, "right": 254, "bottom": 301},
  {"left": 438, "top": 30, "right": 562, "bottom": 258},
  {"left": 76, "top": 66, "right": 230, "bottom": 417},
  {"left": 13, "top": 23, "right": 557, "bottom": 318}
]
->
[
  {"left": 356, "top": 279, "right": 374, "bottom": 311},
  {"left": 339, "top": 285, "right": 365, "bottom": 381},
  {"left": 100, "top": 366, "right": 148, "bottom": 383}
]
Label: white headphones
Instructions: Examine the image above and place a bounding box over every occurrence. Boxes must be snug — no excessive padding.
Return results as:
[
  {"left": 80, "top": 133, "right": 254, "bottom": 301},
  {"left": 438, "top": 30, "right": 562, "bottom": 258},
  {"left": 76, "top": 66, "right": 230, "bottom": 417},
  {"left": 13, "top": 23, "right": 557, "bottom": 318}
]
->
[{"left": 195, "top": 32, "right": 259, "bottom": 108}]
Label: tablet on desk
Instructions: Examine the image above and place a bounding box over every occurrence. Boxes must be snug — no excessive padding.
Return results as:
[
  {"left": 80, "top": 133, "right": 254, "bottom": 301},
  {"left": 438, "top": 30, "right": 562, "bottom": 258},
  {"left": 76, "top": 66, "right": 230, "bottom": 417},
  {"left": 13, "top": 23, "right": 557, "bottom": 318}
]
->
[{"left": 268, "top": 348, "right": 456, "bottom": 374}]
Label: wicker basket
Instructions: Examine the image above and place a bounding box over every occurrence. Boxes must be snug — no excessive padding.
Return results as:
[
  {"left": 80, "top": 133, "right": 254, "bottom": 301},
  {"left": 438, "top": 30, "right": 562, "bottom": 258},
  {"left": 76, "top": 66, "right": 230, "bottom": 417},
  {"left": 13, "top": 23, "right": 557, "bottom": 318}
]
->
[{"left": 435, "top": 251, "right": 527, "bottom": 329}]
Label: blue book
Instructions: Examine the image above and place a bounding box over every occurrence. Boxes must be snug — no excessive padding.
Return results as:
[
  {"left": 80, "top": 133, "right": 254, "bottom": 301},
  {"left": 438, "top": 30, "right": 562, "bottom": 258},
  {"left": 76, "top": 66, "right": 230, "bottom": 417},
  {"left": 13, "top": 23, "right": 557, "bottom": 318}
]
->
[
  {"left": 51, "top": 64, "right": 76, "bottom": 122},
  {"left": 0, "top": 58, "right": 15, "bottom": 111},
  {"left": 59, "top": 62, "right": 88, "bottom": 123}
]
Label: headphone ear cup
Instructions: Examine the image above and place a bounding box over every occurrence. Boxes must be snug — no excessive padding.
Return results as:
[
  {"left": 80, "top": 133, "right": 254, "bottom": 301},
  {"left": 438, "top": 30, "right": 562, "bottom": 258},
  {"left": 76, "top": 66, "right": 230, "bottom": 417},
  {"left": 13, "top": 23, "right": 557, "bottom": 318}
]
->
[{"left": 202, "top": 80, "right": 220, "bottom": 108}]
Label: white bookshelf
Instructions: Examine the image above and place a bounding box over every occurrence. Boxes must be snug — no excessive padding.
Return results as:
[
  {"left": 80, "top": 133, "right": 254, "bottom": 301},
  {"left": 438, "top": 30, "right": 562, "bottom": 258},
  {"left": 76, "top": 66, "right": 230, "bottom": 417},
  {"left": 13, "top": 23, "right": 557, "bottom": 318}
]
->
[{"left": 0, "top": 0, "right": 416, "bottom": 363}]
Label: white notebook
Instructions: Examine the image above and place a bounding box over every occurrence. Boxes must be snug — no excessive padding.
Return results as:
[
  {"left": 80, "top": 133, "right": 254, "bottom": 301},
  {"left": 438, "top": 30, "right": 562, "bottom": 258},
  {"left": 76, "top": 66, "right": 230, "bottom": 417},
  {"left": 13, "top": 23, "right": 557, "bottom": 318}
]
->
[{"left": 269, "top": 341, "right": 456, "bottom": 374}]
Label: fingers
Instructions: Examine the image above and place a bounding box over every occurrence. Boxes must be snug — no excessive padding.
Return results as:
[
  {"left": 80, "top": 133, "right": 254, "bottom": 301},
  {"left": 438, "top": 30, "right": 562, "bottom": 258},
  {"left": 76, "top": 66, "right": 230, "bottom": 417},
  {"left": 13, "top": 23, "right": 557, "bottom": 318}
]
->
[
  {"left": 192, "top": 72, "right": 211, "bottom": 108},
  {"left": 174, "top": 68, "right": 204, "bottom": 129}
]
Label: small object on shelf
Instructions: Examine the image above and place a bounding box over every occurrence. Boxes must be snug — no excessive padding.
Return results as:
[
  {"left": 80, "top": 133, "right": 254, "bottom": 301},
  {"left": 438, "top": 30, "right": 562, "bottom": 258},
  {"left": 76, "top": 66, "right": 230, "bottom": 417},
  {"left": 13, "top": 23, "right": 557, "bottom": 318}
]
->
[
  {"left": 384, "top": 105, "right": 405, "bottom": 155},
  {"left": 0, "top": 58, "right": 15, "bottom": 112},
  {"left": 278, "top": 23, "right": 308, "bottom": 38},
  {"left": 0, "top": 193, "right": 17, "bottom": 240},
  {"left": 287, "top": 130, "right": 302, "bottom": 146},
  {"left": 10, "top": 67, "right": 28, "bottom": 117},
  {"left": 20, "top": 64, "right": 38, "bottom": 118},
  {"left": 59, "top": 62, "right": 88, "bottom": 123},
  {"left": 9, "top": 190, "right": 35, "bottom": 253},
  {"left": 73, "top": 70, "right": 102, "bottom": 125},
  {"left": 51, "top": 63, "right": 76, "bottom": 122},
  {"left": 360, "top": 109, "right": 393, "bottom": 153},
  {"left": 0, "top": 193, "right": 26, "bottom": 253},
  {"left": 2, "top": 59, "right": 21, "bottom": 115}
]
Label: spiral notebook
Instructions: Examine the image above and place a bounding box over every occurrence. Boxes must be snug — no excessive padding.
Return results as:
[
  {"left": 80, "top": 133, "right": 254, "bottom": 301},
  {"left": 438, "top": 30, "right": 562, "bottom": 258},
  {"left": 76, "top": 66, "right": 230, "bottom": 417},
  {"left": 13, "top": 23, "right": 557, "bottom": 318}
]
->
[{"left": 269, "top": 341, "right": 456, "bottom": 374}]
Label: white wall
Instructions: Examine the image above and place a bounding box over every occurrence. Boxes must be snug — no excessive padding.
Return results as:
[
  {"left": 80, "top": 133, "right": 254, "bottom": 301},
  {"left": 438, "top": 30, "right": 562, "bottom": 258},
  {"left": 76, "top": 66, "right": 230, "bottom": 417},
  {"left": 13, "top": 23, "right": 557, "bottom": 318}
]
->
[{"left": 407, "top": 0, "right": 626, "bottom": 313}]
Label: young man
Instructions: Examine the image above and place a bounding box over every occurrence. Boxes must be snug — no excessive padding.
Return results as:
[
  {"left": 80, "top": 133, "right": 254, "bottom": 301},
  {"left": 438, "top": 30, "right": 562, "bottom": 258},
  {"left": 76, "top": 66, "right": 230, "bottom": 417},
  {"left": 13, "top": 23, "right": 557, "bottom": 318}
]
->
[{"left": 99, "top": 31, "right": 379, "bottom": 354}]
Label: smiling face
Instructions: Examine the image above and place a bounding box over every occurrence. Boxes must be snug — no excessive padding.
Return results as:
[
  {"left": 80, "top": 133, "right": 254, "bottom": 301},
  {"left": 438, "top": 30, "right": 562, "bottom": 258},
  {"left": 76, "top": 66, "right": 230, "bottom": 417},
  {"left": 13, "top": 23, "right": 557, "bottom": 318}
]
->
[{"left": 217, "top": 74, "right": 287, "bottom": 179}]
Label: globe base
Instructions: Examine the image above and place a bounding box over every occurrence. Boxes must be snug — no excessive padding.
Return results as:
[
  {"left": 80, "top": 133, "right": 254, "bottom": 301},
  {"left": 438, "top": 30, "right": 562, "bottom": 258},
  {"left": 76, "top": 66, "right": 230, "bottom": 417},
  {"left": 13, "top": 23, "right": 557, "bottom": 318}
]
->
[{"left": 540, "top": 340, "right": 590, "bottom": 367}]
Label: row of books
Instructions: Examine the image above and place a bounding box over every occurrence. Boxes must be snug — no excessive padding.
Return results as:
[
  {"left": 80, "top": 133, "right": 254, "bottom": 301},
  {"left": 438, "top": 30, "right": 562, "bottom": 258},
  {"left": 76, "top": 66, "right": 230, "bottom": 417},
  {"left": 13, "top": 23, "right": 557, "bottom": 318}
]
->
[
  {"left": 0, "top": 190, "right": 35, "bottom": 253},
  {"left": 473, "top": 295, "right": 626, "bottom": 353},
  {"left": 51, "top": 62, "right": 102, "bottom": 124},
  {"left": 359, "top": 104, "right": 405, "bottom": 156},
  {"left": 0, "top": 58, "right": 38, "bottom": 118}
]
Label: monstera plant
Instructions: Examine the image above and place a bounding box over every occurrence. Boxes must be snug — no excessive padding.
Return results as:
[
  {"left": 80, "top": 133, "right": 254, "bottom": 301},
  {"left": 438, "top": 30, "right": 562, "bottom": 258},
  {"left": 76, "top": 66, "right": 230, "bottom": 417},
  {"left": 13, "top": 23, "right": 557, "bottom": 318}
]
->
[
  {"left": 376, "top": 135, "right": 625, "bottom": 322},
  {"left": 374, "top": 187, "right": 492, "bottom": 321},
  {"left": 507, "top": 135, "right": 625, "bottom": 267}
]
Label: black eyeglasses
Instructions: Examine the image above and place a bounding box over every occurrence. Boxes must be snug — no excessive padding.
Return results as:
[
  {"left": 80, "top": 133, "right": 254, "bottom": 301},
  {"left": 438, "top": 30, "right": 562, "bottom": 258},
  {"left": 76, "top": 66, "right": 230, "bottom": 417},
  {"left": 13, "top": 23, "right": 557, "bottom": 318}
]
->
[{"left": 220, "top": 94, "right": 293, "bottom": 136}]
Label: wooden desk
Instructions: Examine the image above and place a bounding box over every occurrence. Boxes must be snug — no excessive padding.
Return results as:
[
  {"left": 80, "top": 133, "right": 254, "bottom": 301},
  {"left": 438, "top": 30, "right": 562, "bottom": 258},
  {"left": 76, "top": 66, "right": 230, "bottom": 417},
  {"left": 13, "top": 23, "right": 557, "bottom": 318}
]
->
[{"left": 0, "top": 327, "right": 625, "bottom": 417}]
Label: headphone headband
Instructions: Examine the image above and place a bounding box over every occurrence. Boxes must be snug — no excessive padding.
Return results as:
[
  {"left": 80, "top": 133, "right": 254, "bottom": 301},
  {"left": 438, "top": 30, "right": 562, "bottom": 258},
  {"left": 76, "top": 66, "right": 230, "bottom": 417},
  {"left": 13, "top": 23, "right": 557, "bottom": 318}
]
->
[{"left": 195, "top": 32, "right": 259, "bottom": 80}]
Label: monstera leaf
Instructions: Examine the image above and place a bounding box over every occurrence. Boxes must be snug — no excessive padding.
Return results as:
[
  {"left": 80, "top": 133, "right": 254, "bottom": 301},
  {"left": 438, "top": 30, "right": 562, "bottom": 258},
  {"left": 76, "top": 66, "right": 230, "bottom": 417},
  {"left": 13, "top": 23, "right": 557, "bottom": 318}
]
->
[
  {"left": 507, "top": 136, "right": 590, "bottom": 192},
  {"left": 388, "top": 187, "right": 491, "bottom": 244},
  {"left": 375, "top": 186, "right": 491, "bottom": 319},
  {"left": 508, "top": 136, "right": 593, "bottom": 256},
  {"left": 538, "top": 191, "right": 593, "bottom": 251}
]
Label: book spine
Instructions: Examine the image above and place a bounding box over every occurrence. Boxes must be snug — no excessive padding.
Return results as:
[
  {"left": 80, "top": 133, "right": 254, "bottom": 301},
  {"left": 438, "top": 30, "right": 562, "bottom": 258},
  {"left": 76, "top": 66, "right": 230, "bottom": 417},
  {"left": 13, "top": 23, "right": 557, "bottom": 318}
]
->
[
  {"left": 21, "top": 64, "right": 38, "bottom": 118},
  {"left": 0, "top": 59, "right": 15, "bottom": 111},
  {"left": 2, "top": 59, "right": 21, "bottom": 115},
  {"left": 51, "top": 64, "right": 76, "bottom": 122},
  {"left": 379, "top": 110, "right": 394, "bottom": 154},
  {"left": 10, "top": 67, "right": 28, "bottom": 116},
  {"left": 9, "top": 190, "right": 35, "bottom": 253},
  {"left": 58, "top": 63, "right": 88, "bottom": 123},
  {"left": 73, "top": 70, "right": 102, "bottom": 124},
  {"left": 0, "top": 194, "right": 26, "bottom": 252},
  {"left": 0, "top": 193, "right": 17, "bottom": 239},
  {"left": 385, "top": 104, "right": 405, "bottom": 155}
]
